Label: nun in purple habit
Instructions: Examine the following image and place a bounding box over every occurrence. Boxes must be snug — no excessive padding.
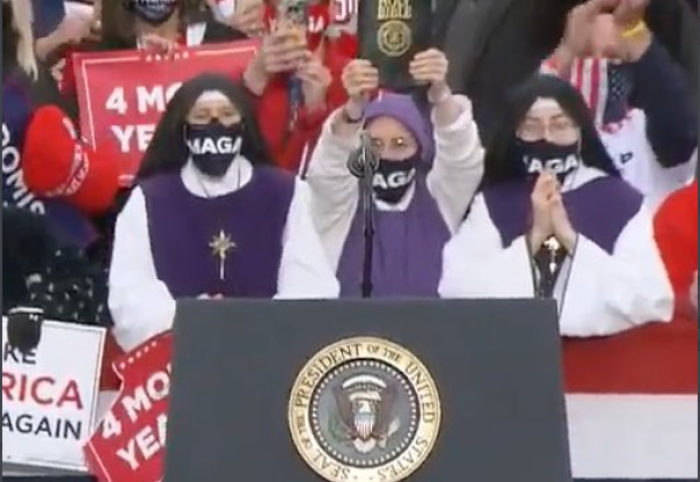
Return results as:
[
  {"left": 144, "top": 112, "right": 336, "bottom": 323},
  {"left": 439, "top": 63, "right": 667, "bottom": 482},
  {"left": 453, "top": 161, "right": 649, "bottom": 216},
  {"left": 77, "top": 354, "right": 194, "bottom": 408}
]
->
[
  {"left": 439, "top": 75, "right": 673, "bottom": 337},
  {"left": 108, "top": 74, "right": 339, "bottom": 351},
  {"left": 305, "top": 50, "right": 485, "bottom": 298}
]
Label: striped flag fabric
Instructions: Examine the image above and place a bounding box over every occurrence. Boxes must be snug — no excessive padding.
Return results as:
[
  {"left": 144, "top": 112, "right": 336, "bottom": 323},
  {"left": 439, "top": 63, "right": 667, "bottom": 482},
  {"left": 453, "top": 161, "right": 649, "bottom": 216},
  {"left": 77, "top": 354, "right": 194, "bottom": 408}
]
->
[
  {"left": 540, "top": 57, "right": 635, "bottom": 129},
  {"left": 569, "top": 57, "right": 635, "bottom": 128},
  {"left": 564, "top": 321, "right": 698, "bottom": 482},
  {"left": 570, "top": 57, "right": 610, "bottom": 126}
]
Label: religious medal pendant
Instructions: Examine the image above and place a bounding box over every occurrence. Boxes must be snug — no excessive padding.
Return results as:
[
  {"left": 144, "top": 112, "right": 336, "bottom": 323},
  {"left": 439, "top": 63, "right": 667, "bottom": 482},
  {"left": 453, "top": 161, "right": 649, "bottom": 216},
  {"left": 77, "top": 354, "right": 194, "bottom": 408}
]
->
[
  {"left": 543, "top": 237, "right": 561, "bottom": 277},
  {"left": 209, "top": 229, "right": 236, "bottom": 281}
]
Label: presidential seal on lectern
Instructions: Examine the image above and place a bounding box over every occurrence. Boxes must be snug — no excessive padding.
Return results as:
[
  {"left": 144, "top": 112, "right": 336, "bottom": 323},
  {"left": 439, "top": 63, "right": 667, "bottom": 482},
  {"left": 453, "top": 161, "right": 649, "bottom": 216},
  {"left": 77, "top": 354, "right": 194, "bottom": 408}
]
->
[{"left": 288, "top": 337, "right": 441, "bottom": 482}]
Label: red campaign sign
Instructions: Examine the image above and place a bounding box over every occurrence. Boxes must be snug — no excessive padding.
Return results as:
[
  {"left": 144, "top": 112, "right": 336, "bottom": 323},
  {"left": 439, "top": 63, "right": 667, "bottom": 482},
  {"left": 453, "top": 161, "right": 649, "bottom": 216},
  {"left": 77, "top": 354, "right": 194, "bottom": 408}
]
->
[
  {"left": 72, "top": 40, "right": 259, "bottom": 186},
  {"left": 84, "top": 332, "right": 173, "bottom": 482}
]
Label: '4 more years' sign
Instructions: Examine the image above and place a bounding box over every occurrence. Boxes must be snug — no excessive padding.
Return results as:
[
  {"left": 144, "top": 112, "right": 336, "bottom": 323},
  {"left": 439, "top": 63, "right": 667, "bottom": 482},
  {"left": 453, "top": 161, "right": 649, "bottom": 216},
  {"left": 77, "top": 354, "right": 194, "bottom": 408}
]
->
[{"left": 2, "top": 319, "right": 106, "bottom": 471}]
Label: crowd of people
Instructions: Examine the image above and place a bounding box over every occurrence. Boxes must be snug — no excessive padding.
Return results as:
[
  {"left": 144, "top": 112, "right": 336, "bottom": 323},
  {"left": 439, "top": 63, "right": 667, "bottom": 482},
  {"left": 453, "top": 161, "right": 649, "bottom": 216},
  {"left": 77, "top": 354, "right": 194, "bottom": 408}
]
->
[
  {"left": 2, "top": 0, "right": 698, "bottom": 473},
  {"left": 3, "top": 0, "right": 698, "bottom": 345}
]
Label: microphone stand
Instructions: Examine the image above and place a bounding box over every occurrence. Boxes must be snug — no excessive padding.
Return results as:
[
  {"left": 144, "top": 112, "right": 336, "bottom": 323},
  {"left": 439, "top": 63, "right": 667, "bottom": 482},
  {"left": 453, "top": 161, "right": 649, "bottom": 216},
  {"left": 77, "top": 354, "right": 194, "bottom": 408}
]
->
[{"left": 359, "top": 137, "right": 375, "bottom": 299}]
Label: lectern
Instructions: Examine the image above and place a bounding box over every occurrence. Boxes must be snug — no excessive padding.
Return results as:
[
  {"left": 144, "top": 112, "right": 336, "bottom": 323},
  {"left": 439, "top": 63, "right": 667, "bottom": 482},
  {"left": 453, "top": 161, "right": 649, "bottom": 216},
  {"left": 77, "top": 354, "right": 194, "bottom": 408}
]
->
[{"left": 164, "top": 299, "right": 572, "bottom": 482}]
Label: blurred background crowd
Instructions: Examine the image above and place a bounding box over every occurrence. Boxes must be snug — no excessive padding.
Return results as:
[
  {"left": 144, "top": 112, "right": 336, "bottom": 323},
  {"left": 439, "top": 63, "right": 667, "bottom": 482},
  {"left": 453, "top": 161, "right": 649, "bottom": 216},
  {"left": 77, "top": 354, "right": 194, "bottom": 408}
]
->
[{"left": 1, "top": 0, "right": 698, "bottom": 476}]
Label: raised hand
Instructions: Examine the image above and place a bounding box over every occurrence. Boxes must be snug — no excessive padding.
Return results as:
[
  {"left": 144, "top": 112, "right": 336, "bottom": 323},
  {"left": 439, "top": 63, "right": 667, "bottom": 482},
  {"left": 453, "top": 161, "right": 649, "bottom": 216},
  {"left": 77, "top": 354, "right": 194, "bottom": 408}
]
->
[
  {"left": 244, "top": 25, "right": 310, "bottom": 94},
  {"left": 229, "top": 3, "right": 266, "bottom": 37},
  {"left": 613, "top": 0, "right": 650, "bottom": 29},
  {"left": 260, "top": 26, "right": 309, "bottom": 74},
  {"left": 614, "top": 0, "right": 652, "bottom": 60},
  {"left": 297, "top": 55, "right": 333, "bottom": 111},
  {"left": 561, "top": 0, "right": 621, "bottom": 58},
  {"left": 409, "top": 49, "right": 450, "bottom": 102},
  {"left": 341, "top": 59, "right": 379, "bottom": 111}
]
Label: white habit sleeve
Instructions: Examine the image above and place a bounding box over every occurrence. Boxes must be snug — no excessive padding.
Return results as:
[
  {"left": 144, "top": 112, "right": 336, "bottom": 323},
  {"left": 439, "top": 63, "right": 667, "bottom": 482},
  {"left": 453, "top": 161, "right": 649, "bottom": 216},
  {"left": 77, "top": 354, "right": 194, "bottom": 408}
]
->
[
  {"left": 438, "top": 194, "right": 536, "bottom": 298},
  {"left": 559, "top": 205, "right": 674, "bottom": 337},
  {"left": 427, "top": 95, "right": 485, "bottom": 233},
  {"left": 276, "top": 178, "right": 340, "bottom": 299},
  {"left": 108, "top": 187, "right": 177, "bottom": 352},
  {"left": 305, "top": 109, "right": 361, "bottom": 269}
]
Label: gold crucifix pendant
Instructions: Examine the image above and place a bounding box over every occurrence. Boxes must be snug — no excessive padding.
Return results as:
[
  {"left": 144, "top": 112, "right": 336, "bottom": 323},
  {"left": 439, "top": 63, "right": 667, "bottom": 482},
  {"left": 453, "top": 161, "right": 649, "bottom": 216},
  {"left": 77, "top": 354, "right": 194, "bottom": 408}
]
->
[
  {"left": 209, "top": 229, "right": 236, "bottom": 281},
  {"left": 543, "top": 237, "right": 561, "bottom": 276}
]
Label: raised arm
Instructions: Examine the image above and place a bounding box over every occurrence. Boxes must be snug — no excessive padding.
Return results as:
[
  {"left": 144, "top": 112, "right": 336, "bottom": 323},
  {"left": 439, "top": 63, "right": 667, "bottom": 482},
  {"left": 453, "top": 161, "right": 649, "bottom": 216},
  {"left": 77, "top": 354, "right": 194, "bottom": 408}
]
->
[
  {"left": 427, "top": 93, "right": 484, "bottom": 233},
  {"left": 625, "top": 29, "right": 697, "bottom": 167},
  {"left": 304, "top": 59, "right": 377, "bottom": 240},
  {"left": 407, "top": 48, "right": 485, "bottom": 233}
]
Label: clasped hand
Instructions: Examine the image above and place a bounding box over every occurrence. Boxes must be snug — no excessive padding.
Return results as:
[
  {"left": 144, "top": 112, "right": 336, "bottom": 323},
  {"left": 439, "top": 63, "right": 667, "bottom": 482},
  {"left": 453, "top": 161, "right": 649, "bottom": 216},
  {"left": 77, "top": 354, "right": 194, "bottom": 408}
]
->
[{"left": 529, "top": 172, "right": 578, "bottom": 254}]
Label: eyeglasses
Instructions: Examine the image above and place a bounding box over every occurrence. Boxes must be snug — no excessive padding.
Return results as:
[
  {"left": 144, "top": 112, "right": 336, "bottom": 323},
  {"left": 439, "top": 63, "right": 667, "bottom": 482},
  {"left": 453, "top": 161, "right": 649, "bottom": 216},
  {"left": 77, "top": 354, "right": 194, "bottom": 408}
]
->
[
  {"left": 370, "top": 137, "right": 416, "bottom": 157},
  {"left": 517, "top": 119, "right": 579, "bottom": 143}
]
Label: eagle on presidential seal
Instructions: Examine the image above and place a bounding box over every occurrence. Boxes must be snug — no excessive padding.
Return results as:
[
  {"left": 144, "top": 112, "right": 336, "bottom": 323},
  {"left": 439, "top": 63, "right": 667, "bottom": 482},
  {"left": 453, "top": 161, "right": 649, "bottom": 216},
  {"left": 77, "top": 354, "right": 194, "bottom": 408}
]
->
[{"left": 330, "top": 374, "right": 401, "bottom": 454}]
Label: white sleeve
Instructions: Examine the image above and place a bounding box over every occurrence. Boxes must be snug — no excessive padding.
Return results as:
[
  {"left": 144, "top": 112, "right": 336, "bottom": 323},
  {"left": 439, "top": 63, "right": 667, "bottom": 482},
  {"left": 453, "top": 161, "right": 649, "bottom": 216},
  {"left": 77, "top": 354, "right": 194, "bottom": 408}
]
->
[
  {"left": 608, "top": 111, "right": 696, "bottom": 210},
  {"left": 427, "top": 95, "right": 485, "bottom": 234},
  {"left": 439, "top": 194, "right": 535, "bottom": 298},
  {"left": 276, "top": 179, "right": 340, "bottom": 299},
  {"left": 559, "top": 205, "right": 674, "bottom": 337},
  {"left": 305, "top": 109, "right": 360, "bottom": 269},
  {"left": 108, "top": 187, "right": 176, "bottom": 352}
]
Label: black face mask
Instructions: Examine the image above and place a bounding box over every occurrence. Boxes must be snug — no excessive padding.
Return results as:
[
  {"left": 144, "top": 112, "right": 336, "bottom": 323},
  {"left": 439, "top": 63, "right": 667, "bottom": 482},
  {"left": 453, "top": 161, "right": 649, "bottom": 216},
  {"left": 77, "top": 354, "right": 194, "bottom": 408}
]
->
[
  {"left": 130, "top": 0, "right": 178, "bottom": 26},
  {"left": 515, "top": 139, "right": 581, "bottom": 184},
  {"left": 185, "top": 121, "right": 245, "bottom": 178},
  {"left": 372, "top": 155, "right": 418, "bottom": 204}
]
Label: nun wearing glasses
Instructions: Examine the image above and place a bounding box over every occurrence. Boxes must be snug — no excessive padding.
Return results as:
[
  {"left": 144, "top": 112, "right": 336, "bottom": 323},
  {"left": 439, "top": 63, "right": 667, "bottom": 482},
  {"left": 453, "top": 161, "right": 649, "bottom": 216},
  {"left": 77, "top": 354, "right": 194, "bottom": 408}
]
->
[
  {"left": 439, "top": 75, "right": 673, "bottom": 337},
  {"left": 304, "top": 49, "right": 485, "bottom": 298}
]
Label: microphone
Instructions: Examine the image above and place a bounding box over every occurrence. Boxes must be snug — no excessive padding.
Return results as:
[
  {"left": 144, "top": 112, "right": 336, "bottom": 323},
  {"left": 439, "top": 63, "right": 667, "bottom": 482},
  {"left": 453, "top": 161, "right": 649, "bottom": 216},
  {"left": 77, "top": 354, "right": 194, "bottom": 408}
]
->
[
  {"left": 347, "top": 131, "right": 378, "bottom": 178},
  {"left": 23, "top": 105, "right": 120, "bottom": 214}
]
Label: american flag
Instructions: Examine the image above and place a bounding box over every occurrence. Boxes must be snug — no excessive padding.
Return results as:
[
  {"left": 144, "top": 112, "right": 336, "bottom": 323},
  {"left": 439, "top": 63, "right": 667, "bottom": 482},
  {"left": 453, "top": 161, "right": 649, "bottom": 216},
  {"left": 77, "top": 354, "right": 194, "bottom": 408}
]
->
[
  {"left": 542, "top": 57, "right": 635, "bottom": 130},
  {"left": 565, "top": 322, "right": 697, "bottom": 482}
]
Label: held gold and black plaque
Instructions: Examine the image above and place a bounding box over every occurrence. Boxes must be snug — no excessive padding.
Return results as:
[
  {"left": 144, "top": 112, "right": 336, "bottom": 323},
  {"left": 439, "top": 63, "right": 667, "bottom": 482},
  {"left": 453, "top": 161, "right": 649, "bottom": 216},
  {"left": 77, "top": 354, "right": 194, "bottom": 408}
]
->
[
  {"left": 288, "top": 337, "right": 442, "bottom": 482},
  {"left": 358, "top": 0, "right": 433, "bottom": 91}
]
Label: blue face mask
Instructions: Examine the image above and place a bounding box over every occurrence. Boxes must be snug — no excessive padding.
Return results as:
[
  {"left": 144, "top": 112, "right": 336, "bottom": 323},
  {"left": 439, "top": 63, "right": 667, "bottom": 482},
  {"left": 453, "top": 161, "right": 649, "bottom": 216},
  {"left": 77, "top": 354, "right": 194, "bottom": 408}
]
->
[{"left": 129, "top": 0, "right": 178, "bottom": 26}]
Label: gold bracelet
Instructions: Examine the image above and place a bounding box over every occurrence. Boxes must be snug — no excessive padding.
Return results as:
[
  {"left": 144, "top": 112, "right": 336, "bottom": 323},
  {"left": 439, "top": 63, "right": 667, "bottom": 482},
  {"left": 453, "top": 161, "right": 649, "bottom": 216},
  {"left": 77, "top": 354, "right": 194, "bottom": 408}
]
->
[{"left": 622, "top": 21, "right": 648, "bottom": 39}]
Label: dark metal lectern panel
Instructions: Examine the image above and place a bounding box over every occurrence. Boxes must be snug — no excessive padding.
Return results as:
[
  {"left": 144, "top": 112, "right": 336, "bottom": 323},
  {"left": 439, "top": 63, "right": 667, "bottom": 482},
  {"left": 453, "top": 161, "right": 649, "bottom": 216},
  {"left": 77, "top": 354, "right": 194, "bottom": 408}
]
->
[{"left": 164, "top": 299, "right": 572, "bottom": 482}]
